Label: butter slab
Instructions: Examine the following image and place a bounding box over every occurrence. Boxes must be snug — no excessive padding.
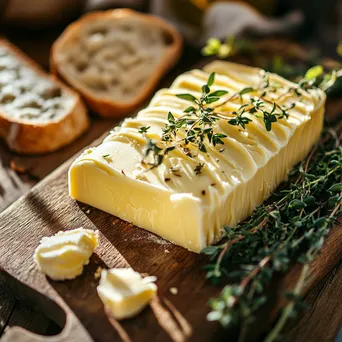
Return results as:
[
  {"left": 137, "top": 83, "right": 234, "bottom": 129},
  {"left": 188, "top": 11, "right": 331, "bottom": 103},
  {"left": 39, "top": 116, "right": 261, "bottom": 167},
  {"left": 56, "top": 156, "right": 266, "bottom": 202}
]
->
[{"left": 69, "top": 61, "right": 325, "bottom": 252}]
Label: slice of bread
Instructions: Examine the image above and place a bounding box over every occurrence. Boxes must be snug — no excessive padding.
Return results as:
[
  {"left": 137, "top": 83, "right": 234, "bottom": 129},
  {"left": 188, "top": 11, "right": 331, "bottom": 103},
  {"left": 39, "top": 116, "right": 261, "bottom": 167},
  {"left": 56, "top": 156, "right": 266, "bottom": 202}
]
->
[
  {"left": 0, "top": 39, "right": 89, "bottom": 154},
  {"left": 50, "top": 9, "right": 182, "bottom": 118}
]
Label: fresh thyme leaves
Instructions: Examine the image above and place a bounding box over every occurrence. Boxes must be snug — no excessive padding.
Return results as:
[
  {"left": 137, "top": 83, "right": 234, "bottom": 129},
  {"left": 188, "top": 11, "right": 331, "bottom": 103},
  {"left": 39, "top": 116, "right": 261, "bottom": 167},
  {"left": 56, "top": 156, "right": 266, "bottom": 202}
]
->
[
  {"left": 227, "top": 104, "right": 252, "bottom": 129},
  {"left": 142, "top": 139, "right": 163, "bottom": 168},
  {"left": 203, "top": 126, "right": 342, "bottom": 341},
  {"left": 305, "top": 65, "right": 323, "bottom": 80},
  {"left": 194, "top": 162, "right": 205, "bottom": 175},
  {"left": 138, "top": 126, "right": 150, "bottom": 134},
  {"left": 202, "top": 36, "right": 254, "bottom": 59},
  {"left": 239, "top": 87, "right": 254, "bottom": 96},
  {"left": 142, "top": 73, "right": 229, "bottom": 170},
  {"left": 102, "top": 154, "right": 113, "bottom": 163},
  {"left": 228, "top": 86, "right": 291, "bottom": 131}
]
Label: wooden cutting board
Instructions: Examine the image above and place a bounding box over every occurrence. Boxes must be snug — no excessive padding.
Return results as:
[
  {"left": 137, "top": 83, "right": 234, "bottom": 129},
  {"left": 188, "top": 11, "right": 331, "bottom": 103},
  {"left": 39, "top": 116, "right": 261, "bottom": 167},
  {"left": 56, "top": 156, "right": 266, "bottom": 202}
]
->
[
  {"left": 0, "top": 42, "right": 341, "bottom": 340},
  {"left": 0, "top": 132, "right": 341, "bottom": 342}
]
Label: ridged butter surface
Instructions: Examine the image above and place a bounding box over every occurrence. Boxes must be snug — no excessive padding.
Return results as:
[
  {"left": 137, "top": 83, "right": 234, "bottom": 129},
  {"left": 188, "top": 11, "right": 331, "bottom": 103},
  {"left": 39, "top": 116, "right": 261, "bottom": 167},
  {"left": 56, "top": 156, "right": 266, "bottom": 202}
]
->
[{"left": 69, "top": 61, "right": 325, "bottom": 252}]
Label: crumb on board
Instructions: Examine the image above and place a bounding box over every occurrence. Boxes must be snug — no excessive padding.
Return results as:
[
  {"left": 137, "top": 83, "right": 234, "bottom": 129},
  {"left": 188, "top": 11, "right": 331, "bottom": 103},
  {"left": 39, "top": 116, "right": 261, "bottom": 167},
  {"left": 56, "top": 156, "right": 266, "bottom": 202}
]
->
[
  {"left": 164, "top": 249, "right": 170, "bottom": 253},
  {"left": 94, "top": 266, "right": 102, "bottom": 280},
  {"left": 170, "top": 287, "right": 178, "bottom": 295},
  {"left": 10, "top": 160, "right": 27, "bottom": 174},
  {"left": 86, "top": 209, "right": 91, "bottom": 214}
]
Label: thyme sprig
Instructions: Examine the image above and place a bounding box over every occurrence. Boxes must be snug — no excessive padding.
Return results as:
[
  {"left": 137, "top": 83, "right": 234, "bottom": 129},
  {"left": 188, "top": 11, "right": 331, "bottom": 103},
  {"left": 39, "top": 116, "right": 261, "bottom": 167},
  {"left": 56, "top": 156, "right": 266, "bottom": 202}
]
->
[
  {"left": 202, "top": 125, "right": 342, "bottom": 341},
  {"left": 164, "top": 72, "right": 229, "bottom": 154},
  {"left": 138, "top": 126, "right": 150, "bottom": 134},
  {"left": 142, "top": 72, "right": 229, "bottom": 171}
]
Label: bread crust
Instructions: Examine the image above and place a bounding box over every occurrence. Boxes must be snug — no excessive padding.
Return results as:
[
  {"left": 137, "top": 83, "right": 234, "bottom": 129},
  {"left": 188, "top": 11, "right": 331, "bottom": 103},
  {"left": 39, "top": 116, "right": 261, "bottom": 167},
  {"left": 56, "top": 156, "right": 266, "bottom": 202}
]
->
[
  {"left": 0, "top": 39, "right": 89, "bottom": 154},
  {"left": 50, "top": 9, "right": 183, "bottom": 118}
]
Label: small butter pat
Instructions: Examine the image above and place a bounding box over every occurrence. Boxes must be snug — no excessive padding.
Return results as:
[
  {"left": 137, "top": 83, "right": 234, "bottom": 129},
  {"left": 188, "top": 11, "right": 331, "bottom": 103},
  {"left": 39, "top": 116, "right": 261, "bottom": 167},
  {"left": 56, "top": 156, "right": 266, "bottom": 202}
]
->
[
  {"left": 33, "top": 228, "right": 99, "bottom": 281},
  {"left": 97, "top": 268, "right": 157, "bottom": 320}
]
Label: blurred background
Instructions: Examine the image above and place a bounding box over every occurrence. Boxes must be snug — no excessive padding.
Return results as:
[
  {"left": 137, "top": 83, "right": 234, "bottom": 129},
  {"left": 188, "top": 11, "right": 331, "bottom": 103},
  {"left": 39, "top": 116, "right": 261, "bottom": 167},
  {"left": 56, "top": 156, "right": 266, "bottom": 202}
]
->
[{"left": 0, "top": 0, "right": 341, "bottom": 67}]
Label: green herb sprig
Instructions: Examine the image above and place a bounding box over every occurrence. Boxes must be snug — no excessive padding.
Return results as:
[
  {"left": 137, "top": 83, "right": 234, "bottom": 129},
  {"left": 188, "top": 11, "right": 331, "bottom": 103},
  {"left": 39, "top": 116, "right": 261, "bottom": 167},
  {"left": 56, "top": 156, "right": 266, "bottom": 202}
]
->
[
  {"left": 138, "top": 126, "right": 150, "bottom": 134},
  {"left": 142, "top": 72, "right": 229, "bottom": 171},
  {"left": 202, "top": 125, "right": 342, "bottom": 341}
]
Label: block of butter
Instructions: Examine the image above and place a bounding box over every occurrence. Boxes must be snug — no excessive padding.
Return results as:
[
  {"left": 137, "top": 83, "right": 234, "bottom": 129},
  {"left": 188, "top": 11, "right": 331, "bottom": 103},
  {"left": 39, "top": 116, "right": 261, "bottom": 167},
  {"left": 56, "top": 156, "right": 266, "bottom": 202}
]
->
[
  {"left": 97, "top": 268, "right": 157, "bottom": 320},
  {"left": 33, "top": 228, "right": 99, "bottom": 280},
  {"left": 69, "top": 61, "right": 325, "bottom": 252}
]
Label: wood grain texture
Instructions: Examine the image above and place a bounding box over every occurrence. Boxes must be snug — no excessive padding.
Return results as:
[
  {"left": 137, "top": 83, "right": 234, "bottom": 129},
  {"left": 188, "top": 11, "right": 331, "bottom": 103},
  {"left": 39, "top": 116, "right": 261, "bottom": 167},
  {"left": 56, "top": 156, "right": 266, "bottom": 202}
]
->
[
  {"left": 284, "top": 261, "right": 342, "bottom": 342},
  {"left": 0, "top": 280, "right": 61, "bottom": 338},
  {"left": 0, "top": 148, "right": 341, "bottom": 341}
]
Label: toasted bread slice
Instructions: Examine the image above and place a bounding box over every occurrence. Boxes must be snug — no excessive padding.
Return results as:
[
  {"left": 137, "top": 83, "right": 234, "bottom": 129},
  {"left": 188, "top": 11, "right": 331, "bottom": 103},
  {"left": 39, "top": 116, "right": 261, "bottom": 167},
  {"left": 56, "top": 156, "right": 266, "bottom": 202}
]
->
[
  {"left": 50, "top": 9, "right": 182, "bottom": 118},
  {"left": 0, "top": 39, "right": 89, "bottom": 154}
]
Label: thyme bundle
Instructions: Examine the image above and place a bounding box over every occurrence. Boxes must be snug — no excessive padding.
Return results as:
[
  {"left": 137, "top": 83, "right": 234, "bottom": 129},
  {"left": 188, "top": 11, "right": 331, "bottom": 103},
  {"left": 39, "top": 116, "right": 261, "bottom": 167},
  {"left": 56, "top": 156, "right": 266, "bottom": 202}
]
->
[
  {"left": 202, "top": 125, "right": 341, "bottom": 341},
  {"left": 199, "top": 36, "right": 342, "bottom": 341}
]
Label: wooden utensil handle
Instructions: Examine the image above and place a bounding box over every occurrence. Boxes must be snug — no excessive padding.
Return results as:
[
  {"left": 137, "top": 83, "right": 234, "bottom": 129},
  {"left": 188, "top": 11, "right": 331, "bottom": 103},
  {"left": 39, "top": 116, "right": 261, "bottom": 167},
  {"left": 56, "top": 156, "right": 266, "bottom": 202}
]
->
[
  {"left": 2, "top": 321, "right": 90, "bottom": 342},
  {"left": 0, "top": 271, "right": 92, "bottom": 342}
]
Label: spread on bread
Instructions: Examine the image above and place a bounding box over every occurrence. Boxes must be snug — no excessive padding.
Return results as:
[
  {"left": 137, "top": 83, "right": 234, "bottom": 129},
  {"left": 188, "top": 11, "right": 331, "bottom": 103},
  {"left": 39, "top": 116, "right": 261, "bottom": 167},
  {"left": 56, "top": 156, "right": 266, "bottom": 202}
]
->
[
  {"left": 69, "top": 61, "right": 325, "bottom": 252},
  {"left": 33, "top": 228, "right": 99, "bottom": 281},
  {"left": 0, "top": 40, "right": 89, "bottom": 154},
  {"left": 51, "top": 9, "right": 182, "bottom": 118},
  {"left": 97, "top": 268, "right": 157, "bottom": 320},
  {"left": 0, "top": 45, "right": 71, "bottom": 122}
]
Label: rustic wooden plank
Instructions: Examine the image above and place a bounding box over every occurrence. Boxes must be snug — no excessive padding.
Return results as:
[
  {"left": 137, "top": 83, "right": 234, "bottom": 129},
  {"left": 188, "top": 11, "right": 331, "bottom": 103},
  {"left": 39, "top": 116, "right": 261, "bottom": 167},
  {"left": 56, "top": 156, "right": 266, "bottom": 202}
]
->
[{"left": 284, "top": 261, "right": 342, "bottom": 342}]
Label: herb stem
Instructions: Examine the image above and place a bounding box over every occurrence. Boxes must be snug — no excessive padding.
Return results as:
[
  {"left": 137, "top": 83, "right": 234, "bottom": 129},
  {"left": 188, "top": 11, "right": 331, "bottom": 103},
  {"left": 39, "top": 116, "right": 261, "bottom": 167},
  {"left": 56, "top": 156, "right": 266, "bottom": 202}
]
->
[
  {"left": 264, "top": 263, "right": 310, "bottom": 342},
  {"left": 215, "top": 216, "right": 269, "bottom": 273},
  {"left": 241, "top": 256, "right": 271, "bottom": 291},
  {"left": 329, "top": 195, "right": 342, "bottom": 217}
]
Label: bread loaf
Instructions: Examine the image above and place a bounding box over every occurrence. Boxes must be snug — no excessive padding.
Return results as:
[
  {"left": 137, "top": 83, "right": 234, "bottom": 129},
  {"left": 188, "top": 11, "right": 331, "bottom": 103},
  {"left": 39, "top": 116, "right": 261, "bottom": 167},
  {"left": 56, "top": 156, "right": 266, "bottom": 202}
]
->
[
  {"left": 51, "top": 9, "right": 182, "bottom": 118},
  {"left": 0, "top": 40, "right": 89, "bottom": 154}
]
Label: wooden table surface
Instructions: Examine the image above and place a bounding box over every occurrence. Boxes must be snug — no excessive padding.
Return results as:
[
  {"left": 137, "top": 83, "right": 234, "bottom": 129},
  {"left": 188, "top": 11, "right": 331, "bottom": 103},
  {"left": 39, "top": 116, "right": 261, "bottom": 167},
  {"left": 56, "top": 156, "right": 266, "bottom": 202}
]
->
[{"left": 0, "top": 29, "right": 341, "bottom": 342}]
